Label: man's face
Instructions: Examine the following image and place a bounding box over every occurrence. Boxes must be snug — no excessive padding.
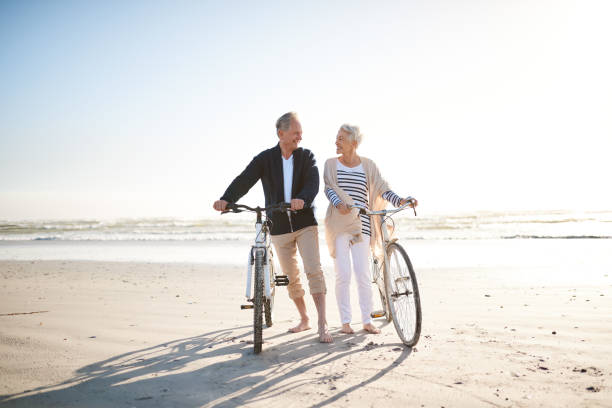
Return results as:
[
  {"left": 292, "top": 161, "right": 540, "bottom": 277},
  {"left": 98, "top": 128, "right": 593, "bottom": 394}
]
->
[{"left": 278, "top": 119, "right": 302, "bottom": 152}]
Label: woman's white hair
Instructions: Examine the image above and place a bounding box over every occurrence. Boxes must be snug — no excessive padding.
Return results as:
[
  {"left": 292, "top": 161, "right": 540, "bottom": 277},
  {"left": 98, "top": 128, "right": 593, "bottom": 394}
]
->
[{"left": 340, "top": 123, "right": 363, "bottom": 146}]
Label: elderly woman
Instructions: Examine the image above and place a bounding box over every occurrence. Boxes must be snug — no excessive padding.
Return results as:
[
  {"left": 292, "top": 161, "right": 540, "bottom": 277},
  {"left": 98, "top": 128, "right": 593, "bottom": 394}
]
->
[{"left": 324, "top": 124, "right": 418, "bottom": 334}]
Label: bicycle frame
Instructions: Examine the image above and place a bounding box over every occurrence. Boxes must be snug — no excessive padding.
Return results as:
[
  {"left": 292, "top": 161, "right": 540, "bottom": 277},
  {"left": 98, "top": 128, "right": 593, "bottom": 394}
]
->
[
  {"left": 225, "top": 202, "right": 291, "bottom": 304},
  {"left": 245, "top": 213, "right": 272, "bottom": 301}
]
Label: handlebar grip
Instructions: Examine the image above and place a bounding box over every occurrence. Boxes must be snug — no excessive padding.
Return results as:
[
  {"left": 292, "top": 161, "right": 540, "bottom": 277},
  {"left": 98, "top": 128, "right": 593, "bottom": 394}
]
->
[
  {"left": 267, "top": 203, "right": 290, "bottom": 212},
  {"left": 221, "top": 202, "right": 240, "bottom": 214},
  {"left": 288, "top": 202, "right": 312, "bottom": 209},
  {"left": 274, "top": 202, "right": 310, "bottom": 212}
]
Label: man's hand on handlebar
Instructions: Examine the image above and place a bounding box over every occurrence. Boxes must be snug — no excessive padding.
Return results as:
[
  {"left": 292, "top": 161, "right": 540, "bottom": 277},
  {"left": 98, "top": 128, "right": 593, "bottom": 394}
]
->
[
  {"left": 290, "top": 199, "right": 304, "bottom": 211},
  {"left": 213, "top": 200, "right": 228, "bottom": 212}
]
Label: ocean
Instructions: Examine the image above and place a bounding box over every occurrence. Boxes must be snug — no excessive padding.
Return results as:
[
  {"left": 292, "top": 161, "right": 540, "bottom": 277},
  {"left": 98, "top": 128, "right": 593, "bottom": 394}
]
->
[
  {"left": 1, "top": 210, "right": 611, "bottom": 242},
  {"left": 1, "top": 210, "right": 611, "bottom": 283}
]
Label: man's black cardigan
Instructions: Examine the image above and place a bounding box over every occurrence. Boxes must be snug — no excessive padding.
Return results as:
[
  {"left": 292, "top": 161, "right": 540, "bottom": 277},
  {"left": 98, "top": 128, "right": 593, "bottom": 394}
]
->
[{"left": 220, "top": 144, "right": 319, "bottom": 235}]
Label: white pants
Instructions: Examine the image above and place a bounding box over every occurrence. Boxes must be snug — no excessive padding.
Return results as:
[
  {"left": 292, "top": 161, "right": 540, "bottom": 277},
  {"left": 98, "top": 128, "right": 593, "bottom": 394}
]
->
[{"left": 334, "top": 233, "right": 373, "bottom": 325}]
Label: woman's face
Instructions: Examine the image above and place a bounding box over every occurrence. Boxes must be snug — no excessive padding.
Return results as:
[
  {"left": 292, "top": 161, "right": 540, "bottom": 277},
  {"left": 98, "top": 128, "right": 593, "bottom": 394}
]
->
[{"left": 336, "top": 128, "right": 356, "bottom": 155}]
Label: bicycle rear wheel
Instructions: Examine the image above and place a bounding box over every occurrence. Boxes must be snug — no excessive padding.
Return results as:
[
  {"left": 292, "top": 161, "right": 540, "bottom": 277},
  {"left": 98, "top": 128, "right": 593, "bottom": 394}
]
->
[
  {"left": 384, "top": 243, "right": 422, "bottom": 346},
  {"left": 264, "top": 250, "right": 275, "bottom": 328},
  {"left": 253, "top": 249, "right": 264, "bottom": 353}
]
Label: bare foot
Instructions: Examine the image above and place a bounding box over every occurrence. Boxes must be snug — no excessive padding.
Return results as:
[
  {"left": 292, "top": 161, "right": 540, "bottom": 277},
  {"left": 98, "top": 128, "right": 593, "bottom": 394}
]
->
[
  {"left": 288, "top": 319, "right": 311, "bottom": 333},
  {"left": 340, "top": 323, "right": 355, "bottom": 334},
  {"left": 363, "top": 323, "right": 381, "bottom": 334},
  {"left": 319, "top": 325, "right": 333, "bottom": 343}
]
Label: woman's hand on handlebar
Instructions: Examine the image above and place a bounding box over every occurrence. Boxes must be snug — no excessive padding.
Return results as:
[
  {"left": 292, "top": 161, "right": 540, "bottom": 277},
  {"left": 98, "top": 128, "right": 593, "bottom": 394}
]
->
[
  {"left": 400, "top": 197, "right": 418, "bottom": 208},
  {"left": 400, "top": 197, "right": 418, "bottom": 216},
  {"left": 337, "top": 202, "right": 352, "bottom": 215}
]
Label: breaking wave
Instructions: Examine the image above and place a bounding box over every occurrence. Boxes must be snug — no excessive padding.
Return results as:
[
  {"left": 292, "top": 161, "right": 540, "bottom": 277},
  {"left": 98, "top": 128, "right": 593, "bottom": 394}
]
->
[{"left": 1, "top": 210, "right": 611, "bottom": 241}]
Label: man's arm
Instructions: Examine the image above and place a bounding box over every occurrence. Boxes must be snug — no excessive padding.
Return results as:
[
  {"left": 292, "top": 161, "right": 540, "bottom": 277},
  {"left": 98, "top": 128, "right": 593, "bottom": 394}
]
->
[
  {"left": 219, "top": 155, "right": 263, "bottom": 204},
  {"left": 294, "top": 150, "right": 319, "bottom": 207}
]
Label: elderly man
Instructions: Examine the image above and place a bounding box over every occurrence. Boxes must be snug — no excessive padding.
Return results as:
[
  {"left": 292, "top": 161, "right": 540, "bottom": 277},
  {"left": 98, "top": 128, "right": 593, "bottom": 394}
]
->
[{"left": 213, "top": 112, "right": 332, "bottom": 343}]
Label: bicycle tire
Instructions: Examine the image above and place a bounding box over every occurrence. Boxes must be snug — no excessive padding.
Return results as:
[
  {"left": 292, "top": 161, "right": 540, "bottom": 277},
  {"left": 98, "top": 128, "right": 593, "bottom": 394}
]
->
[
  {"left": 384, "top": 243, "right": 422, "bottom": 346},
  {"left": 253, "top": 249, "right": 264, "bottom": 353},
  {"left": 264, "top": 250, "right": 275, "bottom": 328}
]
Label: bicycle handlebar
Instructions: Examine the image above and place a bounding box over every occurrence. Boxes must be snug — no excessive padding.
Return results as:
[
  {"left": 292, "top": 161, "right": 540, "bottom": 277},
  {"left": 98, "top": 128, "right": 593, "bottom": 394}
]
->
[
  {"left": 221, "top": 202, "right": 294, "bottom": 215},
  {"left": 351, "top": 198, "right": 417, "bottom": 217}
]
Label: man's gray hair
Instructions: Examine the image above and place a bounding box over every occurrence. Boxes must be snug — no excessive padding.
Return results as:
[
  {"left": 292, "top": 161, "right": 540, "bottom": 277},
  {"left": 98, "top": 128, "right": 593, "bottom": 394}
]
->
[
  {"left": 276, "top": 112, "right": 299, "bottom": 132},
  {"left": 340, "top": 123, "right": 363, "bottom": 146}
]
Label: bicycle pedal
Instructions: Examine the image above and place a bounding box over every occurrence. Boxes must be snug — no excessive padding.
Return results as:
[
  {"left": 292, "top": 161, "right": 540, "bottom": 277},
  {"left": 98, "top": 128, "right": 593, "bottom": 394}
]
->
[
  {"left": 274, "top": 275, "right": 290, "bottom": 286},
  {"left": 370, "top": 310, "right": 386, "bottom": 319},
  {"left": 240, "top": 304, "right": 254, "bottom": 310}
]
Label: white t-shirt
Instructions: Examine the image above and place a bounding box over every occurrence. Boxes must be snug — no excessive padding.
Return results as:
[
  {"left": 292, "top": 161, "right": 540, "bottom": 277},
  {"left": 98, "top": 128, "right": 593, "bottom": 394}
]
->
[{"left": 282, "top": 155, "right": 294, "bottom": 203}]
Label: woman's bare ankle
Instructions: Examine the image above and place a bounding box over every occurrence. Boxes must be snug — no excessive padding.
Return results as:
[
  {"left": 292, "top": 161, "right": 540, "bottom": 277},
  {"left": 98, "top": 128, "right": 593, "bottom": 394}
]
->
[
  {"left": 341, "top": 323, "right": 354, "bottom": 334},
  {"left": 363, "top": 323, "right": 381, "bottom": 334}
]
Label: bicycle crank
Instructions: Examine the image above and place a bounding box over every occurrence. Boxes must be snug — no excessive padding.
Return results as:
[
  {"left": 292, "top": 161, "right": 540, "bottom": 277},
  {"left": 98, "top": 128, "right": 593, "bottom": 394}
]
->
[{"left": 274, "top": 275, "right": 290, "bottom": 286}]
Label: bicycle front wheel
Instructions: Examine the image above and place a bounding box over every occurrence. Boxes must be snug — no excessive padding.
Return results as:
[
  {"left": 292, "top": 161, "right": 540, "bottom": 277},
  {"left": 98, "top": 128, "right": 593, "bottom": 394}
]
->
[
  {"left": 253, "top": 250, "right": 264, "bottom": 354},
  {"left": 384, "top": 243, "right": 422, "bottom": 346}
]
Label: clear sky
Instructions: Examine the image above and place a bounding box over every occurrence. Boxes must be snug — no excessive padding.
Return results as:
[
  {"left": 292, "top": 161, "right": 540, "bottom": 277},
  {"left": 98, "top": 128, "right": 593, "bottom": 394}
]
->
[{"left": 1, "top": 0, "right": 611, "bottom": 220}]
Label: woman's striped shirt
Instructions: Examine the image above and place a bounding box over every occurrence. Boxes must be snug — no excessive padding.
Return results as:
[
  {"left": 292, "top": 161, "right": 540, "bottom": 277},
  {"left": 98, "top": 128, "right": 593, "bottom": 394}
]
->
[{"left": 325, "top": 159, "right": 404, "bottom": 236}]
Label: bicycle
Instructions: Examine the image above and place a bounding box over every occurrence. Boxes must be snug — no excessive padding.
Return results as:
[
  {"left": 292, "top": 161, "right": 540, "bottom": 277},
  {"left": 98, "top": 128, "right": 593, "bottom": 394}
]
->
[
  {"left": 222, "top": 202, "right": 291, "bottom": 354},
  {"left": 355, "top": 200, "right": 422, "bottom": 346}
]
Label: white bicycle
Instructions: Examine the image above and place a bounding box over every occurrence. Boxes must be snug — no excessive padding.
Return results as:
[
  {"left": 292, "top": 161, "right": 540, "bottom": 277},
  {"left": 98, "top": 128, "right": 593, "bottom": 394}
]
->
[
  {"left": 222, "top": 202, "right": 290, "bottom": 354},
  {"left": 356, "top": 200, "right": 422, "bottom": 346}
]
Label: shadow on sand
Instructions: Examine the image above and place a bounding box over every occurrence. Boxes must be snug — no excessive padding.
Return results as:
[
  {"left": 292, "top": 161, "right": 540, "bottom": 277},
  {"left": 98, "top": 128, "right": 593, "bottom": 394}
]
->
[{"left": 0, "top": 324, "right": 411, "bottom": 407}]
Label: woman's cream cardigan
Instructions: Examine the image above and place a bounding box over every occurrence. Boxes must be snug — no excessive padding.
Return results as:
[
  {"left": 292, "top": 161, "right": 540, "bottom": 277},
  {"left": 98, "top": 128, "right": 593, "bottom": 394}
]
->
[{"left": 323, "top": 156, "right": 391, "bottom": 259}]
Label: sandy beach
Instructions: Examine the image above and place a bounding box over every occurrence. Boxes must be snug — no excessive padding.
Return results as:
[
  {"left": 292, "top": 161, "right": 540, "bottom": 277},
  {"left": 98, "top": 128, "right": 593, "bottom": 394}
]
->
[{"left": 1, "top": 242, "right": 610, "bottom": 407}]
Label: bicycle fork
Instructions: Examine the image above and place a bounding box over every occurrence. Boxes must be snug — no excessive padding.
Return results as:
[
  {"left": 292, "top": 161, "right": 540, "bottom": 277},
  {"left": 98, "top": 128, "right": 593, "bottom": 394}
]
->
[{"left": 241, "top": 221, "right": 265, "bottom": 310}]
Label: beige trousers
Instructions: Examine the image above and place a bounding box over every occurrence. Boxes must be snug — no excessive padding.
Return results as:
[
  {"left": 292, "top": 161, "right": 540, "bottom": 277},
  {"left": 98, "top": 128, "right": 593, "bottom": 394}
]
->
[{"left": 271, "top": 225, "right": 327, "bottom": 299}]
